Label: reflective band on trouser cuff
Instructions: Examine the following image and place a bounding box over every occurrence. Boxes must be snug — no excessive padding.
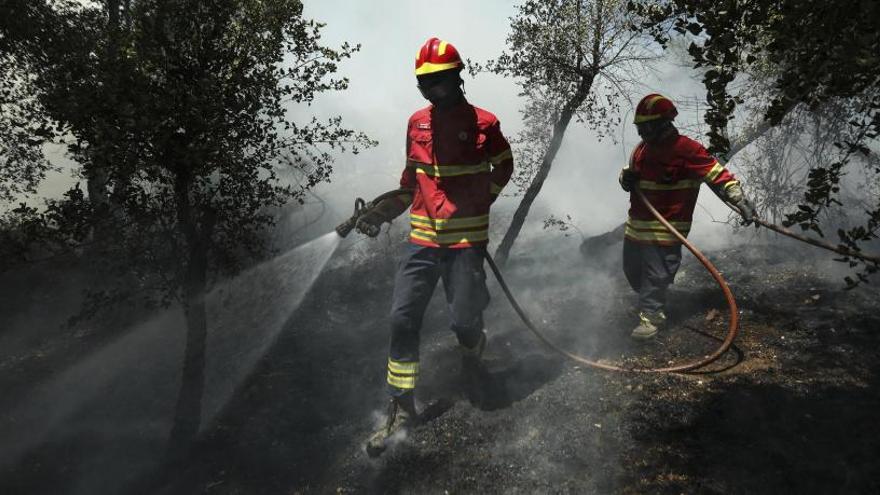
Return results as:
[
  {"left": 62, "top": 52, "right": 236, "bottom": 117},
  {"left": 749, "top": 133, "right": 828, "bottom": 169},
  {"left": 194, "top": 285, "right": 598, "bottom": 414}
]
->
[
  {"left": 703, "top": 161, "right": 725, "bottom": 182},
  {"left": 387, "top": 359, "right": 419, "bottom": 390},
  {"left": 414, "top": 162, "right": 490, "bottom": 177},
  {"left": 411, "top": 228, "right": 489, "bottom": 245},
  {"left": 410, "top": 213, "right": 489, "bottom": 231},
  {"left": 489, "top": 149, "right": 513, "bottom": 165},
  {"left": 490, "top": 182, "right": 503, "bottom": 195},
  {"left": 637, "top": 179, "right": 701, "bottom": 191}
]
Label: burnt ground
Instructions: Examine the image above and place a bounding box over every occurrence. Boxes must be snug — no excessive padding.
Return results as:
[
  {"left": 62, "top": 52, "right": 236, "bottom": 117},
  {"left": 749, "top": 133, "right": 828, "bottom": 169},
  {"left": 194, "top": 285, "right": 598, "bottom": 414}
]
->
[{"left": 2, "top": 233, "right": 880, "bottom": 494}]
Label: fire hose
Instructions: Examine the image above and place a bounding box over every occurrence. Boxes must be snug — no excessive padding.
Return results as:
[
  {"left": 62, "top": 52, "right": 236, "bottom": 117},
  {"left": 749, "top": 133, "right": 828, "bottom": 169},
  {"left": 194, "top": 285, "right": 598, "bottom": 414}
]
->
[
  {"left": 339, "top": 186, "right": 879, "bottom": 374},
  {"left": 723, "top": 202, "right": 880, "bottom": 265},
  {"left": 485, "top": 186, "right": 739, "bottom": 373}
]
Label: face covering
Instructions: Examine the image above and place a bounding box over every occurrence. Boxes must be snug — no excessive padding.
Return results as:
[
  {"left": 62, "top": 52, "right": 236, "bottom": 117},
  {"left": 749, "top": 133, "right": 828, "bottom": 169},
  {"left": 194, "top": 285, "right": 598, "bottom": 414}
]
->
[
  {"left": 417, "top": 73, "right": 462, "bottom": 106},
  {"left": 636, "top": 119, "right": 675, "bottom": 144}
]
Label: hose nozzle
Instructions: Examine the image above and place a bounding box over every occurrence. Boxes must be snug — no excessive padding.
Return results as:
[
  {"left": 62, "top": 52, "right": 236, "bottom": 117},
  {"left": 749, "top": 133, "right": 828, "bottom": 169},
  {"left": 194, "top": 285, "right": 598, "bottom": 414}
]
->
[{"left": 335, "top": 198, "right": 367, "bottom": 238}]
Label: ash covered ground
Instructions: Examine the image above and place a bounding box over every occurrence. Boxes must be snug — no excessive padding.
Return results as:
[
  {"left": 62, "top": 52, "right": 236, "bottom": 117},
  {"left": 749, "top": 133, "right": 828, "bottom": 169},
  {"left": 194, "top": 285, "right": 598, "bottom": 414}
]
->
[{"left": 2, "top": 230, "right": 879, "bottom": 494}]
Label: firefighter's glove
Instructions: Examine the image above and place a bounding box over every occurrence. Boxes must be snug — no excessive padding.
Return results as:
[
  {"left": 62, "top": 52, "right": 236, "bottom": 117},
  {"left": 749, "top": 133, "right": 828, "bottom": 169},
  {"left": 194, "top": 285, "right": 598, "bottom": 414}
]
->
[
  {"left": 725, "top": 183, "right": 757, "bottom": 227},
  {"left": 736, "top": 197, "right": 757, "bottom": 227},
  {"left": 355, "top": 211, "right": 383, "bottom": 237},
  {"left": 618, "top": 168, "right": 638, "bottom": 192},
  {"left": 355, "top": 197, "right": 406, "bottom": 237}
]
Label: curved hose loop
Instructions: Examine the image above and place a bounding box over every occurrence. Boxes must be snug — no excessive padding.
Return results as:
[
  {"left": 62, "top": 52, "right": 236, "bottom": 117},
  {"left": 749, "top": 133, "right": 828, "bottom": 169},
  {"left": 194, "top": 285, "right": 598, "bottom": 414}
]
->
[{"left": 486, "top": 185, "right": 740, "bottom": 373}]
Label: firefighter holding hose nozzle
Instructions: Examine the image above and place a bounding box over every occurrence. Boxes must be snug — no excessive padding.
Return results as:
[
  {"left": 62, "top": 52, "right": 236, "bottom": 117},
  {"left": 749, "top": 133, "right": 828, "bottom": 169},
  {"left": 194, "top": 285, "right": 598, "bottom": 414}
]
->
[
  {"left": 348, "top": 37, "right": 514, "bottom": 456},
  {"left": 619, "top": 94, "right": 756, "bottom": 341}
]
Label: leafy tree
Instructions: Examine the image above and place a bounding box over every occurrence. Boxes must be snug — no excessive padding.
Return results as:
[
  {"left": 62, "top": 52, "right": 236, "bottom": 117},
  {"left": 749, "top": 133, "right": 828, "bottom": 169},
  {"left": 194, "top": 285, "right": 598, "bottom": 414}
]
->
[
  {"left": 0, "top": 0, "right": 77, "bottom": 205},
  {"left": 3, "top": 0, "right": 372, "bottom": 454},
  {"left": 0, "top": 55, "right": 52, "bottom": 204},
  {"left": 475, "top": 0, "right": 656, "bottom": 266},
  {"left": 629, "top": 0, "right": 880, "bottom": 285}
]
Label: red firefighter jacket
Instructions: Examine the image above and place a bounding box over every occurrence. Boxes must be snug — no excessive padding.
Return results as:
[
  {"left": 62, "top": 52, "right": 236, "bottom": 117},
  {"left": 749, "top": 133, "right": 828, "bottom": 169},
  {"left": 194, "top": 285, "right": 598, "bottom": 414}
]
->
[
  {"left": 626, "top": 133, "right": 739, "bottom": 245},
  {"left": 394, "top": 100, "right": 514, "bottom": 248}
]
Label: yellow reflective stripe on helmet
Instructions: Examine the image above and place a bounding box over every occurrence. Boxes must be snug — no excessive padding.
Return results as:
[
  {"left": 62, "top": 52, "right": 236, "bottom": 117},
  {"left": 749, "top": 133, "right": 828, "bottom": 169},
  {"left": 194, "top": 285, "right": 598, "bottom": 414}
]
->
[
  {"left": 411, "top": 228, "right": 489, "bottom": 245},
  {"left": 645, "top": 95, "right": 667, "bottom": 110},
  {"left": 387, "top": 373, "right": 417, "bottom": 389},
  {"left": 388, "top": 359, "right": 419, "bottom": 375},
  {"left": 410, "top": 213, "right": 489, "bottom": 231},
  {"left": 415, "top": 162, "right": 490, "bottom": 177},
  {"left": 490, "top": 182, "right": 503, "bottom": 195},
  {"left": 415, "top": 61, "right": 461, "bottom": 75},
  {"left": 438, "top": 40, "right": 448, "bottom": 56},
  {"left": 633, "top": 113, "right": 663, "bottom": 124},
  {"left": 703, "top": 162, "right": 725, "bottom": 182},
  {"left": 626, "top": 218, "right": 692, "bottom": 231},
  {"left": 489, "top": 149, "right": 513, "bottom": 164},
  {"left": 637, "top": 179, "right": 701, "bottom": 191}
]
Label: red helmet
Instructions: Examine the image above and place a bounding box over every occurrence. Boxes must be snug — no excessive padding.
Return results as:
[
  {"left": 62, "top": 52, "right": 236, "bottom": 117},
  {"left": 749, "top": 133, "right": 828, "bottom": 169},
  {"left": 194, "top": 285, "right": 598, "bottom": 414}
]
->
[
  {"left": 634, "top": 93, "right": 678, "bottom": 123},
  {"left": 415, "top": 37, "right": 463, "bottom": 76}
]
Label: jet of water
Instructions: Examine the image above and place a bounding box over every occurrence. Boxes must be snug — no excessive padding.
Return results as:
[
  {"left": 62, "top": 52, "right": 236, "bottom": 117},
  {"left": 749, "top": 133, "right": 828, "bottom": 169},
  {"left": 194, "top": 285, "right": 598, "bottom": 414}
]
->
[
  {"left": 0, "top": 231, "right": 343, "bottom": 490},
  {"left": 201, "top": 231, "right": 341, "bottom": 427}
]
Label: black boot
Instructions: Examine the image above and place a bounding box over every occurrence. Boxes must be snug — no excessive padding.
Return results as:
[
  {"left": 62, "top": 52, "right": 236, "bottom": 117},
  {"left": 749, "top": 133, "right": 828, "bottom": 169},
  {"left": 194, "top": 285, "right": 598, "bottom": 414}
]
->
[{"left": 365, "top": 394, "right": 417, "bottom": 457}]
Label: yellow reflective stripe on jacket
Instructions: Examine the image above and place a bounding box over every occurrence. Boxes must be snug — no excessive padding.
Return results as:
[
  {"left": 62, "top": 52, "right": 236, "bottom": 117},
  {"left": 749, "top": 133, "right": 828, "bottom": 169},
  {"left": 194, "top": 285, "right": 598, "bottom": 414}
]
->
[
  {"left": 624, "top": 225, "right": 681, "bottom": 242},
  {"left": 410, "top": 214, "right": 489, "bottom": 231},
  {"left": 626, "top": 218, "right": 692, "bottom": 231},
  {"left": 489, "top": 148, "right": 513, "bottom": 164},
  {"left": 625, "top": 217, "right": 691, "bottom": 242},
  {"left": 703, "top": 161, "right": 725, "bottom": 182},
  {"left": 411, "top": 228, "right": 489, "bottom": 245},
  {"left": 387, "top": 359, "right": 419, "bottom": 375},
  {"left": 387, "top": 373, "right": 417, "bottom": 389},
  {"left": 414, "top": 162, "right": 490, "bottom": 177},
  {"left": 637, "top": 179, "right": 702, "bottom": 191},
  {"left": 490, "top": 182, "right": 503, "bottom": 195}
]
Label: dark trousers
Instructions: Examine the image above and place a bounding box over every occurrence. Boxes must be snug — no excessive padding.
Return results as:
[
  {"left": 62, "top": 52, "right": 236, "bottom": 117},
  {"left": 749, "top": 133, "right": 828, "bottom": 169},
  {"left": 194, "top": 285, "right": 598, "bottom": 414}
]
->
[
  {"left": 622, "top": 239, "right": 682, "bottom": 313},
  {"left": 386, "top": 244, "right": 490, "bottom": 396}
]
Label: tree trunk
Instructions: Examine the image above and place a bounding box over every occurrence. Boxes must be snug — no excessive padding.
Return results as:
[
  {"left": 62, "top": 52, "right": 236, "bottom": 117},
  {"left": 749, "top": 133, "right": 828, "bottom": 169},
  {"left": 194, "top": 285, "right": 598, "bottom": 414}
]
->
[
  {"left": 494, "top": 76, "right": 594, "bottom": 267},
  {"left": 166, "top": 156, "right": 215, "bottom": 462},
  {"left": 166, "top": 241, "right": 209, "bottom": 462}
]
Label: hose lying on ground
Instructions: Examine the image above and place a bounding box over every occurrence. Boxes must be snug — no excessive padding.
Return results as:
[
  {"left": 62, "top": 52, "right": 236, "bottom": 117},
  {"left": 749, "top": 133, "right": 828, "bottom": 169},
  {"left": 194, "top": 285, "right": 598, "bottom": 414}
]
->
[
  {"left": 485, "top": 186, "right": 740, "bottom": 373},
  {"left": 725, "top": 202, "right": 880, "bottom": 265}
]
